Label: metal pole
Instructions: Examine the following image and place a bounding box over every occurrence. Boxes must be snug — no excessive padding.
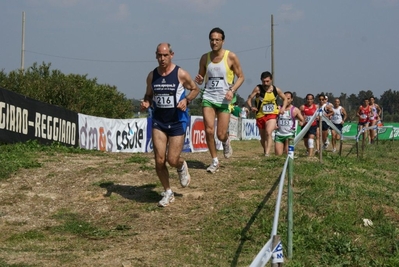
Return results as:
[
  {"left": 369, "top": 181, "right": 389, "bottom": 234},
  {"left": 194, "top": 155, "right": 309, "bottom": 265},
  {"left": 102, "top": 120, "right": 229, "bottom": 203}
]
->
[
  {"left": 271, "top": 14, "right": 274, "bottom": 82},
  {"left": 21, "top": 11, "right": 25, "bottom": 71},
  {"left": 319, "top": 112, "right": 323, "bottom": 162},
  {"left": 287, "top": 142, "right": 294, "bottom": 259}
]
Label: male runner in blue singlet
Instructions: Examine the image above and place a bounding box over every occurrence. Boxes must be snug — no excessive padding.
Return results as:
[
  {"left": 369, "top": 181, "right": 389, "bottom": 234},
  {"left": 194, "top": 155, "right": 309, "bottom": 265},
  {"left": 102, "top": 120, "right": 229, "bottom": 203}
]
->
[{"left": 141, "top": 43, "right": 200, "bottom": 207}]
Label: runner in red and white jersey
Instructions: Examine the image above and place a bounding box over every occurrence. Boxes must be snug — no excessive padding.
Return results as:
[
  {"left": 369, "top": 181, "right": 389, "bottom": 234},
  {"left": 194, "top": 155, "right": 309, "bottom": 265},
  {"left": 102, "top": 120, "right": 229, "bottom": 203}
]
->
[{"left": 299, "top": 94, "right": 318, "bottom": 157}]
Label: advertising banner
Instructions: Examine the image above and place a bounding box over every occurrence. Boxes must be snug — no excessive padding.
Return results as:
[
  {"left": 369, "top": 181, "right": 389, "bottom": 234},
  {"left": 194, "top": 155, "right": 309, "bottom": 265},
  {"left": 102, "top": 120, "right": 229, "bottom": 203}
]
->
[
  {"left": 241, "top": 119, "right": 261, "bottom": 140},
  {"left": 190, "top": 116, "right": 208, "bottom": 152},
  {"left": 79, "top": 114, "right": 147, "bottom": 152},
  {"left": 190, "top": 115, "right": 224, "bottom": 152},
  {"left": 0, "top": 87, "right": 78, "bottom": 146},
  {"left": 229, "top": 115, "right": 239, "bottom": 140},
  {"left": 145, "top": 117, "right": 153, "bottom": 153},
  {"left": 341, "top": 122, "right": 399, "bottom": 140},
  {"left": 183, "top": 118, "right": 192, "bottom": 153}
]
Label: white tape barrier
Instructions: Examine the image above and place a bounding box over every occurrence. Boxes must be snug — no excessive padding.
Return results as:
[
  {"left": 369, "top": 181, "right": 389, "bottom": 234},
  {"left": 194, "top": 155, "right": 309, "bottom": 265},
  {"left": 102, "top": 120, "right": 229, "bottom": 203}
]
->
[
  {"left": 320, "top": 114, "right": 356, "bottom": 141},
  {"left": 250, "top": 156, "right": 289, "bottom": 267},
  {"left": 272, "top": 157, "right": 289, "bottom": 236},
  {"left": 251, "top": 113, "right": 398, "bottom": 266},
  {"left": 293, "top": 110, "right": 318, "bottom": 146},
  {"left": 293, "top": 109, "right": 358, "bottom": 145},
  {"left": 355, "top": 125, "right": 395, "bottom": 141},
  {"left": 250, "top": 238, "right": 273, "bottom": 267}
]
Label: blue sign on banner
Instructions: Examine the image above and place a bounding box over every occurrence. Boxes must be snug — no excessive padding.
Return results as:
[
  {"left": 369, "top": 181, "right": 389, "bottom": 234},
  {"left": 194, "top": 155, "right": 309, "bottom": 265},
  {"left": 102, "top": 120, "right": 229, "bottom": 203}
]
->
[
  {"left": 146, "top": 118, "right": 153, "bottom": 153},
  {"left": 182, "top": 117, "right": 192, "bottom": 152}
]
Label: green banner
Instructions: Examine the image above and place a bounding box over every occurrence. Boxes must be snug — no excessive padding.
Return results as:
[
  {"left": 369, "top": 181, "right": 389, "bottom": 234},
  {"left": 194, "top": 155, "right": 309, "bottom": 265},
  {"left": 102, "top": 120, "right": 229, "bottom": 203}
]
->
[
  {"left": 295, "top": 122, "right": 399, "bottom": 140},
  {"left": 342, "top": 122, "right": 399, "bottom": 140}
]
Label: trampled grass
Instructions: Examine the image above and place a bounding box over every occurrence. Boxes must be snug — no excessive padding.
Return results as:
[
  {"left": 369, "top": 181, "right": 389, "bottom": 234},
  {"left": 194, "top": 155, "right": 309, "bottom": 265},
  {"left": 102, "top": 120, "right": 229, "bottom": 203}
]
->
[{"left": 0, "top": 139, "right": 398, "bottom": 266}]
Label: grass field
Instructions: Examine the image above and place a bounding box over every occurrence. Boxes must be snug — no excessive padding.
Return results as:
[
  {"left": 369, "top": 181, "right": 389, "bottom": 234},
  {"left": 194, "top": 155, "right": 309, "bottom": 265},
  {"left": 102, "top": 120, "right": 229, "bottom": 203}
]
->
[{"left": 0, "top": 139, "right": 398, "bottom": 266}]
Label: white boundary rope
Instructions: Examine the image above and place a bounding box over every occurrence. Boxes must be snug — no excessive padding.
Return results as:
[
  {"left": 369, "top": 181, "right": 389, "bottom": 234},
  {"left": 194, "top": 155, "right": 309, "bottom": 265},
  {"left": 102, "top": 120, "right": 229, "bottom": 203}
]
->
[
  {"left": 250, "top": 157, "right": 289, "bottom": 267},
  {"left": 250, "top": 110, "right": 397, "bottom": 266}
]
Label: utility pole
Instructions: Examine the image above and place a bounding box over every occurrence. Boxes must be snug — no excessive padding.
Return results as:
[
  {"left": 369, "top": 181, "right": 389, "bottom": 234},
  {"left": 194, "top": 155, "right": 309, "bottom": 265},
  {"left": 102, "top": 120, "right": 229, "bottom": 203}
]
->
[
  {"left": 21, "top": 11, "right": 25, "bottom": 71},
  {"left": 271, "top": 14, "right": 274, "bottom": 83}
]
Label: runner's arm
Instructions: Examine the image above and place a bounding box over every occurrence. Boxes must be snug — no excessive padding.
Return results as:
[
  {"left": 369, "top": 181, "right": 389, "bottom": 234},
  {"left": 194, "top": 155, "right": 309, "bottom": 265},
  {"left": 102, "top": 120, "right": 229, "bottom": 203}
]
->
[
  {"left": 276, "top": 87, "right": 287, "bottom": 114},
  {"left": 228, "top": 52, "right": 245, "bottom": 92},
  {"left": 294, "top": 107, "right": 305, "bottom": 126},
  {"left": 246, "top": 86, "right": 260, "bottom": 112},
  {"left": 141, "top": 72, "right": 154, "bottom": 111},
  {"left": 195, "top": 54, "right": 207, "bottom": 85},
  {"left": 341, "top": 107, "right": 348, "bottom": 123},
  {"left": 179, "top": 68, "right": 200, "bottom": 102}
]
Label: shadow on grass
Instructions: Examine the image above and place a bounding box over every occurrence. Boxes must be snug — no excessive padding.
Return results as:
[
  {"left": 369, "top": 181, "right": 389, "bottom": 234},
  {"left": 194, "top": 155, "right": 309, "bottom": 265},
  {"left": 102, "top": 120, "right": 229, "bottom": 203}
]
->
[
  {"left": 231, "top": 175, "right": 281, "bottom": 267},
  {"left": 99, "top": 182, "right": 160, "bottom": 203},
  {"left": 186, "top": 159, "right": 207, "bottom": 170},
  {"left": 345, "top": 143, "right": 358, "bottom": 158}
]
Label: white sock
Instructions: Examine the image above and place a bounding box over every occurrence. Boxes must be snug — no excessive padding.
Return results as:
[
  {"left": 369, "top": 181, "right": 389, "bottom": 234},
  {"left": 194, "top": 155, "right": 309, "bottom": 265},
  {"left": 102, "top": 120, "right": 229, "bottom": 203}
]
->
[
  {"left": 212, "top": 157, "right": 219, "bottom": 166},
  {"left": 166, "top": 189, "right": 173, "bottom": 194}
]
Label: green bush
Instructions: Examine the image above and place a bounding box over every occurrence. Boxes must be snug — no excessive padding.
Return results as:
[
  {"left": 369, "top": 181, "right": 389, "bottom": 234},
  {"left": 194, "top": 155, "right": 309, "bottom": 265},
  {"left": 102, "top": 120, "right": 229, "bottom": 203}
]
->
[{"left": 0, "top": 62, "right": 133, "bottom": 119}]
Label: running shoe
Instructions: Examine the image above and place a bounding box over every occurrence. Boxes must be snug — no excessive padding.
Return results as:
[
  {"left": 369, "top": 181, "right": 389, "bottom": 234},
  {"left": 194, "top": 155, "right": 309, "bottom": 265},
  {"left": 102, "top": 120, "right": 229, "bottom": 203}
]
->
[
  {"left": 206, "top": 163, "right": 220, "bottom": 174},
  {"left": 158, "top": 191, "right": 175, "bottom": 207},
  {"left": 177, "top": 161, "right": 191, "bottom": 188},
  {"left": 323, "top": 140, "right": 329, "bottom": 149},
  {"left": 222, "top": 138, "right": 233, "bottom": 158}
]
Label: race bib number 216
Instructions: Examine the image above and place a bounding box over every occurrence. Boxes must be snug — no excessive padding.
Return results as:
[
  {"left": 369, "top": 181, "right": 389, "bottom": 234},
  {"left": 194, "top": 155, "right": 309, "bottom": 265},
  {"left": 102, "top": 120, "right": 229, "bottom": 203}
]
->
[{"left": 156, "top": 95, "right": 174, "bottom": 108}]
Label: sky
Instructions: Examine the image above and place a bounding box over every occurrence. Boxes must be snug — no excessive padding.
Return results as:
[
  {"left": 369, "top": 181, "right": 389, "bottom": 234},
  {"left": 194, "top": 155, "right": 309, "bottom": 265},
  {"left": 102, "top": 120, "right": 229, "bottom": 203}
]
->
[{"left": 1, "top": 0, "right": 399, "bottom": 101}]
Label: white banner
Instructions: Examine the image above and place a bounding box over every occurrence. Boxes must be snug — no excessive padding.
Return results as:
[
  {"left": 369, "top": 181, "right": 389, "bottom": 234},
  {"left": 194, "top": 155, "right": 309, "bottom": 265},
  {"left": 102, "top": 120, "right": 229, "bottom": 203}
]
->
[
  {"left": 78, "top": 114, "right": 147, "bottom": 152},
  {"left": 241, "top": 119, "right": 261, "bottom": 140},
  {"left": 229, "top": 114, "right": 239, "bottom": 140}
]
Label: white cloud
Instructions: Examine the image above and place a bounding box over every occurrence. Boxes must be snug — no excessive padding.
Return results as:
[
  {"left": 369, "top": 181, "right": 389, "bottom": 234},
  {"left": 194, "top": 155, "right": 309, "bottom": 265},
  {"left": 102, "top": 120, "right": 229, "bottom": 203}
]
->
[{"left": 278, "top": 4, "right": 304, "bottom": 23}]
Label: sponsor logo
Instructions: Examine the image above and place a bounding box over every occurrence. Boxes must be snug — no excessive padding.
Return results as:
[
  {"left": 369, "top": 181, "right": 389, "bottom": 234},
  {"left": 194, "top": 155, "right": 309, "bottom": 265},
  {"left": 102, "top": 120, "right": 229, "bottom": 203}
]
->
[
  {"left": 80, "top": 119, "right": 113, "bottom": 151},
  {"left": 1, "top": 102, "right": 76, "bottom": 145},
  {"left": 389, "top": 127, "right": 399, "bottom": 139},
  {"left": 182, "top": 123, "right": 191, "bottom": 152},
  {"left": 99, "top": 127, "right": 107, "bottom": 151},
  {"left": 378, "top": 127, "right": 387, "bottom": 134},
  {"left": 116, "top": 122, "right": 144, "bottom": 150},
  {"left": 146, "top": 137, "right": 153, "bottom": 152},
  {"left": 243, "top": 121, "right": 259, "bottom": 137},
  {"left": 191, "top": 118, "right": 207, "bottom": 151},
  {"left": 342, "top": 124, "right": 352, "bottom": 134}
]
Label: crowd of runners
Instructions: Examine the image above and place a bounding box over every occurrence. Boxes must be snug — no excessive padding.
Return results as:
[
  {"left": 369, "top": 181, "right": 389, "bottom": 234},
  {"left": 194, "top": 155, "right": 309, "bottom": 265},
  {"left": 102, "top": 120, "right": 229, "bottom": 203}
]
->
[{"left": 140, "top": 27, "right": 383, "bottom": 207}]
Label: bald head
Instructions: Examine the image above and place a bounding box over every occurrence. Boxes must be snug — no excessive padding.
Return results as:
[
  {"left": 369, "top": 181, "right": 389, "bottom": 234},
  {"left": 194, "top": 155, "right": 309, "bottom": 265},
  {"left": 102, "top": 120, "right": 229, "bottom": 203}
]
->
[{"left": 156, "top": 43, "right": 173, "bottom": 54}]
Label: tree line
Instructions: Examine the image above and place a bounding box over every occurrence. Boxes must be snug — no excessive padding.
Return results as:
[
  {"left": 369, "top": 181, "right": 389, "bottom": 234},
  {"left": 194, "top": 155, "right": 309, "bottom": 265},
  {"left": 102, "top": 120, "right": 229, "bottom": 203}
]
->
[
  {"left": 1, "top": 63, "right": 398, "bottom": 122},
  {"left": 188, "top": 89, "right": 399, "bottom": 122},
  {"left": 0, "top": 62, "right": 133, "bottom": 119}
]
